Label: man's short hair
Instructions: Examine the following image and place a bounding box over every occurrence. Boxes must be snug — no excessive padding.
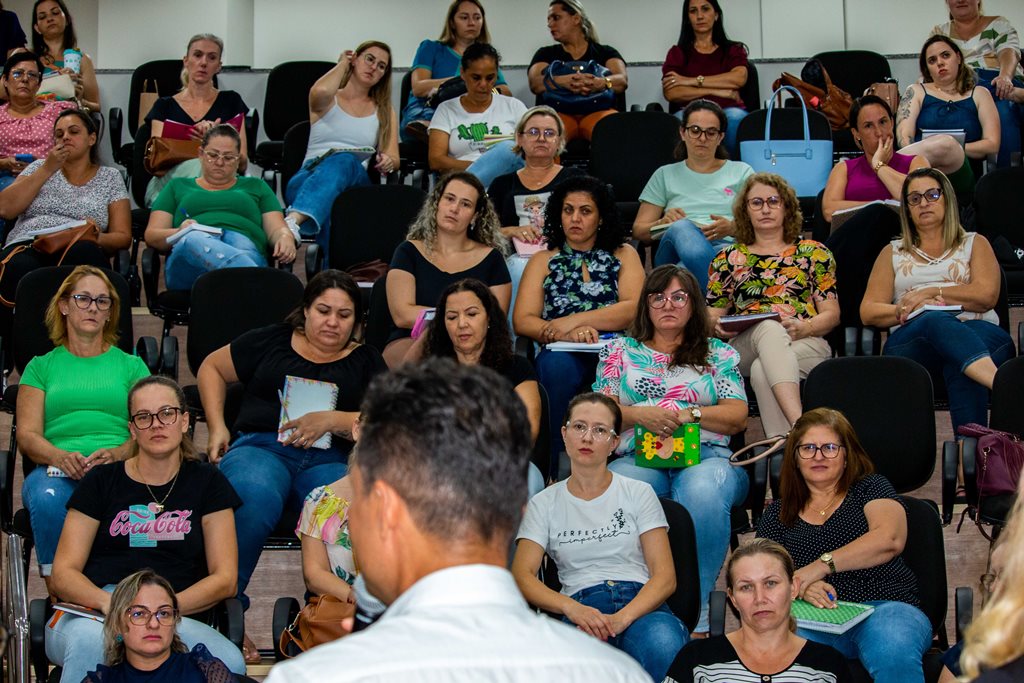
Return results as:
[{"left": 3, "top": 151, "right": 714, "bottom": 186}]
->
[{"left": 356, "top": 358, "right": 532, "bottom": 545}]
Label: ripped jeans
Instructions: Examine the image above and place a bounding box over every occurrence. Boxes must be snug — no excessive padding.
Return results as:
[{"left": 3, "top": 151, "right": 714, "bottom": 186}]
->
[{"left": 164, "top": 229, "right": 266, "bottom": 290}]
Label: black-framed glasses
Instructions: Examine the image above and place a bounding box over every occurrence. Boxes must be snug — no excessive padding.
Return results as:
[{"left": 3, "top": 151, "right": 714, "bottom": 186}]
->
[
  {"left": 796, "top": 443, "right": 844, "bottom": 459},
  {"left": 648, "top": 290, "right": 689, "bottom": 309},
  {"left": 566, "top": 421, "right": 617, "bottom": 442},
  {"left": 747, "top": 195, "right": 782, "bottom": 210},
  {"left": 523, "top": 127, "right": 559, "bottom": 140},
  {"left": 126, "top": 606, "right": 178, "bottom": 626},
  {"left": 70, "top": 293, "right": 113, "bottom": 311},
  {"left": 130, "top": 406, "right": 182, "bottom": 430},
  {"left": 8, "top": 69, "right": 41, "bottom": 83},
  {"left": 684, "top": 124, "right": 721, "bottom": 140},
  {"left": 906, "top": 187, "right": 943, "bottom": 206},
  {"left": 200, "top": 149, "right": 240, "bottom": 163}
]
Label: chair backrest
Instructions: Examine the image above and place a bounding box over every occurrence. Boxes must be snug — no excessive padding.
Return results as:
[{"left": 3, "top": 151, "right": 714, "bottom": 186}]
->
[
  {"left": 991, "top": 356, "right": 1024, "bottom": 434},
  {"left": 281, "top": 121, "right": 311, "bottom": 193},
  {"left": 127, "top": 60, "right": 199, "bottom": 140},
  {"left": 974, "top": 168, "right": 1024, "bottom": 250},
  {"left": 364, "top": 276, "right": 394, "bottom": 353},
  {"left": 400, "top": 70, "right": 413, "bottom": 109},
  {"left": 803, "top": 357, "right": 935, "bottom": 493},
  {"left": 328, "top": 185, "right": 427, "bottom": 272},
  {"left": 735, "top": 107, "right": 832, "bottom": 146},
  {"left": 588, "top": 111, "right": 680, "bottom": 203},
  {"left": 261, "top": 61, "right": 335, "bottom": 141},
  {"left": 186, "top": 268, "right": 304, "bottom": 375},
  {"left": 660, "top": 498, "right": 701, "bottom": 632},
  {"left": 811, "top": 50, "right": 892, "bottom": 100},
  {"left": 739, "top": 61, "right": 761, "bottom": 112},
  {"left": 899, "top": 496, "right": 948, "bottom": 637}
]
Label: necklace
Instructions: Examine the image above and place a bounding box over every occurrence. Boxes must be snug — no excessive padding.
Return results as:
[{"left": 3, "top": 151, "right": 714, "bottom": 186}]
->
[
  {"left": 816, "top": 490, "right": 841, "bottom": 517},
  {"left": 134, "top": 459, "right": 181, "bottom": 514}
]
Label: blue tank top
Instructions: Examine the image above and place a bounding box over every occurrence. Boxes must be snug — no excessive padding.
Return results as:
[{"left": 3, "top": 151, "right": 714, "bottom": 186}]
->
[{"left": 914, "top": 88, "right": 982, "bottom": 144}]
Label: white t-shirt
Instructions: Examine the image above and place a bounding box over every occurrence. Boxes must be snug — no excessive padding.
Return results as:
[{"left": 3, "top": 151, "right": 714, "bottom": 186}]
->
[
  {"left": 639, "top": 159, "right": 753, "bottom": 227},
  {"left": 517, "top": 473, "right": 667, "bottom": 598},
  {"left": 429, "top": 94, "right": 527, "bottom": 162}
]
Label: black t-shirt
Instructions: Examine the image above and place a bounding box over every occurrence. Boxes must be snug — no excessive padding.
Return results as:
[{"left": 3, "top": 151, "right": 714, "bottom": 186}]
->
[
  {"left": 145, "top": 91, "right": 248, "bottom": 126},
  {"left": 757, "top": 474, "right": 920, "bottom": 605},
  {"left": 0, "top": 11, "right": 26, "bottom": 63},
  {"left": 671, "top": 636, "right": 853, "bottom": 682},
  {"left": 530, "top": 42, "right": 624, "bottom": 68},
  {"left": 230, "top": 323, "right": 386, "bottom": 434},
  {"left": 67, "top": 460, "right": 241, "bottom": 594},
  {"left": 494, "top": 354, "right": 537, "bottom": 387},
  {"left": 975, "top": 655, "right": 1024, "bottom": 682},
  {"left": 488, "top": 167, "right": 584, "bottom": 228}
]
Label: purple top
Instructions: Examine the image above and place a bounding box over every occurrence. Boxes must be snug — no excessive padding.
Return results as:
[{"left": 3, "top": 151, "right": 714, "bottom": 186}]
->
[{"left": 843, "top": 152, "right": 914, "bottom": 202}]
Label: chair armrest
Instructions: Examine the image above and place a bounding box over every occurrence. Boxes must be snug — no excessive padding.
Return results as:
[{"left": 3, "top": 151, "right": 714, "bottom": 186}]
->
[
  {"left": 136, "top": 336, "right": 159, "bottom": 375},
  {"left": 141, "top": 247, "right": 161, "bottom": 308},
  {"left": 708, "top": 590, "right": 727, "bottom": 638},
  {"left": 213, "top": 597, "right": 245, "bottom": 651},
  {"left": 962, "top": 437, "right": 979, "bottom": 505},
  {"left": 305, "top": 244, "right": 322, "bottom": 279},
  {"left": 160, "top": 335, "right": 178, "bottom": 382},
  {"left": 1018, "top": 320, "right": 1022, "bottom": 355},
  {"left": 746, "top": 450, "right": 768, "bottom": 529},
  {"left": 245, "top": 109, "right": 259, "bottom": 162},
  {"left": 29, "top": 597, "right": 50, "bottom": 683},
  {"left": 955, "top": 586, "right": 973, "bottom": 643},
  {"left": 942, "top": 438, "right": 960, "bottom": 525},
  {"left": 272, "top": 597, "right": 301, "bottom": 662},
  {"left": 0, "top": 448, "right": 12, "bottom": 531},
  {"left": 109, "top": 107, "right": 123, "bottom": 161},
  {"left": 644, "top": 102, "right": 665, "bottom": 112}
]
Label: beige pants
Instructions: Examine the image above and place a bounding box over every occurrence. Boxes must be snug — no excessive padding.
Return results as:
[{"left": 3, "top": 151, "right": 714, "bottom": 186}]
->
[{"left": 729, "top": 320, "right": 832, "bottom": 438}]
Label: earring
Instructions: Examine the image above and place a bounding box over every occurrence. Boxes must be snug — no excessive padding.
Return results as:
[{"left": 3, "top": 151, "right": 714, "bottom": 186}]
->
[{"left": 115, "top": 634, "right": 123, "bottom": 643}]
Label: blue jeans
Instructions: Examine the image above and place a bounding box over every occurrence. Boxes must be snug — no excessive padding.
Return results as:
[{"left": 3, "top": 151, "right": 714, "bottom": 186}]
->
[
  {"left": 536, "top": 349, "right": 599, "bottom": 478},
  {"left": 21, "top": 468, "right": 78, "bottom": 574},
  {"left": 46, "top": 585, "right": 245, "bottom": 682},
  {"left": 285, "top": 151, "right": 371, "bottom": 261},
  {"left": 798, "top": 600, "right": 932, "bottom": 683},
  {"left": 674, "top": 107, "right": 747, "bottom": 162},
  {"left": 219, "top": 431, "right": 350, "bottom": 610},
  {"left": 653, "top": 218, "right": 731, "bottom": 291},
  {"left": 976, "top": 69, "right": 1023, "bottom": 168},
  {"left": 609, "top": 443, "right": 749, "bottom": 633},
  {"left": 506, "top": 255, "right": 529, "bottom": 341},
  {"left": 567, "top": 581, "right": 688, "bottom": 681},
  {"left": 466, "top": 140, "right": 525, "bottom": 189},
  {"left": 883, "top": 311, "right": 1014, "bottom": 432},
  {"left": 165, "top": 229, "right": 266, "bottom": 290}
]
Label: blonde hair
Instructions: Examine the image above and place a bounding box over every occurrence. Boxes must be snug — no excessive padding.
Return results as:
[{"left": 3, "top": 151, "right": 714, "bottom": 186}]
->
[
  {"left": 103, "top": 570, "right": 185, "bottom": 667},
  {"left": 180, "top": 33, "right": 223, "bottom": 89},
  {"left": 126, "top": 376, "right": 197, "bottom": 462},
  {"left": 438, "top": 0, "right": 492, "bottom": 46},
  {"left": 406, "top": 171, "right": 505, "bottom": 255},
  {"left": 550, "top": 0, "right": 600, "bottom": 43},
  {"left": 897, "top": 167, "right": 965, "bottom": 251},
  {"left": 510, "top": 105, "right": 566, "bottom": 157},
  {"left": 45, "top": 265, "right": 121, "bottom": 348},
  {"left": 338, "top": 40, "right": 395, "bottom": 153}
]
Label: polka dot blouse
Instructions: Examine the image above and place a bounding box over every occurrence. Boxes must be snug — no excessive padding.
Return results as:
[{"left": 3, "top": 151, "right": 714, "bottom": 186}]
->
[{"left": 0, "top": 100, "right": 75, "bottom": 158}]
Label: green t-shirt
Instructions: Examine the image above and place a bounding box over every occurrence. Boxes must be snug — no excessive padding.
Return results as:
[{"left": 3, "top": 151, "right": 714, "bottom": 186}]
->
[
  {"left": 150, "top": 176, "right": 283, "bottom": 253},
  {"left": 20, "top": 346, "right": 150, "bottom": 456},
  {"left": 639, "top": 159, "right": 754, "bottom": 226}
]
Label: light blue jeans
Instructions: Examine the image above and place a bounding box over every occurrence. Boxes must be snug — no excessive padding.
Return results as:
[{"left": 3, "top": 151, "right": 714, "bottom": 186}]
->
[
  {"left": 466, "top": 140, "right": 525, "bottom": 189},
  {"left": 285, "top": 151, "right": 371, "bottom": 261},
  {"left": 653, "top": 218, "right": 731, "bottom": 291},
  {"left": 567, "top": 581, "right": 688, "bottom": 681},
  {"left": 674, "top": 106, "right": 748, "bottom": 162},
  {"left": 798, "top": 600, "right": 932, "bottom": 683},
  {"left": 45, "top": 586, "right": 245, "bottom": 683},
  {"left": 609, "top": 443, "right": 749, "bottom": 633},
  {"left": 21, "top": 468, "right": 78, "bottom": 574},
  {"left": 164, "top": 229, "right": 266, "bottom": 290},
  {"left": 506, "top": 255, "right": 529, "bottom": 340},
  {"left": 218, "top": 431, "right": 349, "bottom": 610}
]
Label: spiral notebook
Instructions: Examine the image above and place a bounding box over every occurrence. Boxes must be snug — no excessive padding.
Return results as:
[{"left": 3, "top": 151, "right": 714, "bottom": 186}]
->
[
  {"left": 791, "top": 599, "right": 874, "bottom": 634},
  {"left": 278, "top": 375, "right": 339, "bottom": 449}
]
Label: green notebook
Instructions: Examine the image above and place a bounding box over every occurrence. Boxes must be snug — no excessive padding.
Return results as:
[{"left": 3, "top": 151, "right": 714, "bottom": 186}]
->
[
  {"left": 634, "top": 423, "right": 700, "bottom": 468},
  {"left": 791, "top": 599, "right": 874, "bottom": 634}
]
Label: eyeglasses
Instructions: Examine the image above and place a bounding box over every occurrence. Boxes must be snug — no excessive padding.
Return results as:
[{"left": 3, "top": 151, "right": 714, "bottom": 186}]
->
[
  {"left": 361, "top": 52, "right": 388, "bottom": 72},
  {"left": 523, "top": 127, "right": 559, "bottom": 140},
  {"left": 8, "top": 69, "right": 41, "bottom": 83},
  {"left": 648, "top": 290, "right": 689, "bottom": 309},
  {"left": 684, "top": 124, "right": 722, "bottom": 140},
  {"left": 795, "top": 443, "right": 844, "bottom": 459},
  {"left": 906, "top": 187, "right": 943, "bottom": 206},
  {"left": 126, "top": 606, "right": 178, "bottom": 626},
  {"left": 566, "top": 421, "right": 617, "bottom": 442},
  {"left": 747, "top": 195, "right": 783, "bottom": 211},
  {"left": 130, "top": 406, "right": 182, "bottom": 430},
  {"left": 201, "top": 149, "right": 240, "bottom": 163},
  {"left": 69, "top": 293, "right": 113, "bottom": 311}
]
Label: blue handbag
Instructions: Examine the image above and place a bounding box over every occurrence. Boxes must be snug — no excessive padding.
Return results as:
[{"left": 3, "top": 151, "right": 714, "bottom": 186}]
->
[
  {"left": 541, "top": 60, "right": 615, "bottom": 115},
  {"left": 739, "top": 85, "right": 833, "bottom": 197}
]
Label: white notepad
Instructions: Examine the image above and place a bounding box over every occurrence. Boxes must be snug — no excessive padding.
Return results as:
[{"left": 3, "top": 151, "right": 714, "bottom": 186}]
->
[{"left": 278, "top": 375, "right": 339, "bottom": 450}]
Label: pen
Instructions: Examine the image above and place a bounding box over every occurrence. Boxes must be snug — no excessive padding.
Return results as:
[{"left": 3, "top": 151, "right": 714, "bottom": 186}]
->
[
  {"left": 598, "top": 332, "right": 618, "bottom": 340},
  {"left": 826, "top": 591, "right": 835, "bottom": 602}
]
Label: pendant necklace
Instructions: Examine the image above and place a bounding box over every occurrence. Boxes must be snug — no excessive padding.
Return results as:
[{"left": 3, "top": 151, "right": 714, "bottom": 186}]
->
[{"left": 135, "top": 459, "right": 180, "bottom": 514}]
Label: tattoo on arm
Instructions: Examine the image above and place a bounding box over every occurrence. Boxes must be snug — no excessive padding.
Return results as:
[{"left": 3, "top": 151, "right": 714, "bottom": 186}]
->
[{"left": 896, "top": 86, "right": 915, "bottom": 148}]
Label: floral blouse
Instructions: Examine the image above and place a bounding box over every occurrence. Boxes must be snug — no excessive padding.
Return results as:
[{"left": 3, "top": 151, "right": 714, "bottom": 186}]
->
[
  {"left": 706, "top": 240, "right": 838, "bottom": 319},
  {"left": 543, "top": 245, "right": 621, "bottom": 320},
  {"left": 296, "top": 485, "right": 356, "bottom": 586},
  {"left": 593, "top": 336, "right": 746, "bottom": 454}
]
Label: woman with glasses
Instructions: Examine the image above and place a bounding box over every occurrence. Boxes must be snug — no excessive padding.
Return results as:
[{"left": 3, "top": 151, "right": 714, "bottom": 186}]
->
[
  {"left": 595, "top": 264, "right": 748, "bottom": 635},
  {"left": 48, "top": 375, "right": 245, "bottom": 682},
  {"left": 757, "top": 408, "right": 931, "bottom": 683},
  {"left": 512, "top": 392, "right": 688, "bottom": 681},
  {"left": 633, "top": 99, "right": 753, "bottom": 291},
  {"left": 18, "top": 266, "right": 149, "bottom": 586},
  {"left": 144, "top": 124, "right": 296, "bottom": 291},
  {"left": 861, "top": 168, "right": 1012, "bottom": 433},
  {"left": 707, "top": 173, "right": 839, "bottom": 441},
  {"left": 84, "top": 569, "right": 237, "bottom": 682}
]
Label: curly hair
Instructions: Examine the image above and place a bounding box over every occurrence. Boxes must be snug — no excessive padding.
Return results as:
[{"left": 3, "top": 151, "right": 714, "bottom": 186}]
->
[
  {"left": 406, "top": 171, "right": 506, "bottom": 254},
  {"left": 542, "top": 175, "right": 629, "bottom": 253},
  {"left": 628, "top": 265, "right": 711, "bottom": 369},
  {"left": 423, "top": 278, "right": 513, "bottom": 369},
  {"left": 732, "top": 172, "right": 803, "bottom": 245},
  {"left": 919, "top": 34, "right": 975, "bottom": 94}
]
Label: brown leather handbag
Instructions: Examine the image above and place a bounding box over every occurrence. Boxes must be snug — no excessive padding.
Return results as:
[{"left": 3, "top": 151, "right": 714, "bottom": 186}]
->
[
  {"left": 0, "top": 220, "right": 100, "bottom": 307},
  {"left": 863, "top": 81, "right": 900, "bottom": 116},
  {"left": 773, "top": 69, "right": 853, "bottom": 131},
  {"left": 144, "top": 136, "right": 201, "bottom": 176},
  {"left": 278, "top": 594, "right": 355, "bottom": 657}
]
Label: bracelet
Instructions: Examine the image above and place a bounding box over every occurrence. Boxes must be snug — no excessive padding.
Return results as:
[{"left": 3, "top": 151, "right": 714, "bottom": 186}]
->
[{"left": 938, "top": 286, "right": 944, "bottom": 300}]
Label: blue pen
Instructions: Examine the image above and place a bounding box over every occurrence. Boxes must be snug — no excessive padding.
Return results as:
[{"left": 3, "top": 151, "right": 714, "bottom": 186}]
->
[
  {"left": 826, "top": 591, "right": 835, "bottom": 602},
  {"left": 598, "top": 332, "right": 618, "bottom": 340}
]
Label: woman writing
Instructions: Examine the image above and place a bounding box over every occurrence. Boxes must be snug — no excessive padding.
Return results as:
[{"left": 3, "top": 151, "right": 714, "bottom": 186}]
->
[
  {"left": 32, "top": 0, "right": 98, "bottom": 111},
  {"left": 513, "top": 392, "right": 688, "bottom": 682},
  {"left": 596, "top": 265, "right": 748, "bottom": 634}
]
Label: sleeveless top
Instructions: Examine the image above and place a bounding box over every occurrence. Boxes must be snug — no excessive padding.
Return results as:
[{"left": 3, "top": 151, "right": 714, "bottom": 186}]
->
[
  {"left": 891, "top": 232, "right": 998, "bottom": 329},
  {"left": 914, "top": 88, "right": 982, "bottom": 144},
  {"left": 542, "top": 246, "right": 621, "bottom": 320},
  {"left": 844, "top": 153, "right": 915, "bottom": 202},
  {"left": 303, "top": 102, "right": 379, "bottom": 166}
]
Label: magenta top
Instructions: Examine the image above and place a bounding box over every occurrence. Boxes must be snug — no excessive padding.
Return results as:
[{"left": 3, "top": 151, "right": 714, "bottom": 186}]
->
[{"left": 843, "top": 153, "right": 915, "bottom": 202}]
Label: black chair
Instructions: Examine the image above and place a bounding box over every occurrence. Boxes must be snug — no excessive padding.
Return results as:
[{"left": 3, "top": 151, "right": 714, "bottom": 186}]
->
[
  {"left": 363, "top": 276, "right": 393, "bottom": 354},
  {"left": 398, "top": 70, "right": 431, "bottom": 188},
  {"left": 280, "top": 121, "right": 311, "bottom": 200},
  {"left": 738, "top": 61, "right": 762, "bottom": 112},
  {"left": 811, "top": 50, "right": 892, "bottom": 155},
  {"left": 972, "top": 168, "right": 1024, "bottom": 306}
]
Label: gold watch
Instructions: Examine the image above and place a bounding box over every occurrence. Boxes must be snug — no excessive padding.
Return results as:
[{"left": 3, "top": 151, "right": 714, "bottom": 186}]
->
[
  {"left": 696, "top": 74, "right": 705, "bottom": 88},
  {"left": 819, "top": 552, "right": 836, "bottom": 574},
  {"left": 688, "top": 407, "right": 702, "bottom": 424},
  {"left": 604, "top": 76, "right": 613, "bottom": 91}
]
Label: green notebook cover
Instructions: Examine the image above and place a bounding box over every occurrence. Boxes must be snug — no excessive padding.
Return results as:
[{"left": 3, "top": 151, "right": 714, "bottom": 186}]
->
[
  {"left": 791, "top": 599, "right": 874, "bottom": 634},
  {"left": 634, "top": 423, "right": 700, "bottom": 468}
]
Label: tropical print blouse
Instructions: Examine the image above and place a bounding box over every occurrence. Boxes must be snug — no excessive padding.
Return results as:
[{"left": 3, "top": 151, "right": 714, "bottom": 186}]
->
[
  {"left": 543, "top": 245, "right": 621, "bottom": 320},
  {"left": 296, "top": 485, "right": 356, "bottom": 586},
  {"left": 706, "top": 240, "right": 838, "bottom": 319}
]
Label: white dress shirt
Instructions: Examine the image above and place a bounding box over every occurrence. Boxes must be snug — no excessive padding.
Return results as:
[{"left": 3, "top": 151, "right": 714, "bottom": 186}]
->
[{"left": 265, "top": 564, "right": 653, "bottom": 683}]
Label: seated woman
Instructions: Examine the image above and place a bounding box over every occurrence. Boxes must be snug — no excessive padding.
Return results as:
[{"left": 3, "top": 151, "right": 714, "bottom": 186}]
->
[
  {"left": 527, "top": 0, "right": 628, "bottom": 143},
  {"left": 757, "top": 407, "right": 933, "bottom": 683},
  {"left": 428, "top": 42, "right": 527, "bottom": 188},
  {"left": 860, "top": 167, "right": 1013, "bottom": 434},
  {"left": 596, "top": 264, "right": 748, "bottom": 634},
  {"left": 32, "top": 0, "right": 99, "bottom": 111},
  {"left": 284, "top": 41, "right": 399, "bottom": 258},
  {"left": 197, "top": 269, "right": 386, "bottom": 662},
  {"left": 0, "top": 109, "right": 130, "bottom": 342},
  {"left": 384, "top": 171, "right": 510, "bottom": 367},
  {"left": 48, "top": 376, "right": 245, "bottom": 683},
  {"left": 633, "top": 99, "right": 753, "bottom": 291},
  {"left": 512, "top": 392, "right": 688, "bottom": 681},
  {"left": 144, "top": 34, "right": 248, "bottom": 206},
  {"left": 895, "top": 35, "right": 999, "bottom": 199},
  {"left": 822, "top": 95, "right": 929, "bottom": 329},
  {"left": 401, "top": 0, "right": 511, "bottom": 141},
  {"left": 661, "top": 0, "right": 750, "bottom": 158},
  {"left": 671, "top": 538, "right": 853, "bottom": 682},
  {"left": 144, "top": 124, "right": 296, "bottom": 291},
  {"left": 84, "top": 569, "right": 237, "bottom": 682},
  {"left": 513, "top": 174, "right": 643, "bottom": 465},
  {"left": 707, "top": 173, "right": 839, "bottom": 440},
  {"left": 931, "top": 1, "right": 1024, "bottom": 168},
  {"left": 18, "top": 266, "right": 149, "bottom": 582}
]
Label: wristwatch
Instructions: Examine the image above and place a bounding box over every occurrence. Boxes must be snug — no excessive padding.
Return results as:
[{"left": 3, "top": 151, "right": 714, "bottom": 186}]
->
[
  {"left": 819, "top": 552, "right": 836, "bottom": 574},
  {"left": 873, "top": 160, "right": 885, "bottom": 172},
  {"left": 696, "top": 75, "right": 705, "bottom": 88},
  {"left": 688, "top": 407, "right": 702, "bottom": 424},
  {"left": 604, "top": 76, "right": 613, "bottom": 91}
]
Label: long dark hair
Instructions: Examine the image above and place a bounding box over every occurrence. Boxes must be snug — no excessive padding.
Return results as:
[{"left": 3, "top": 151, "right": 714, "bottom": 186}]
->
[
  {"left": 628, "top": 265, "right": 711, "bottom": 369},
  {"left": 676, "top": 0, "right": 745, "bottom": 53},
  {"left": 32, "top": 0, "right": 77, "bottom": 57},
  {"left": 919, "top": 34, "right": 975, "bottom": 94},
  {"left": 676, "top": 99, "right": 729, "bottom": 160},
  {"left": 542, "top": 175, "right": 629, "bottom": 253},
  {"left": 423, "top": 278, "right": 513, "bottom": 369}
]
